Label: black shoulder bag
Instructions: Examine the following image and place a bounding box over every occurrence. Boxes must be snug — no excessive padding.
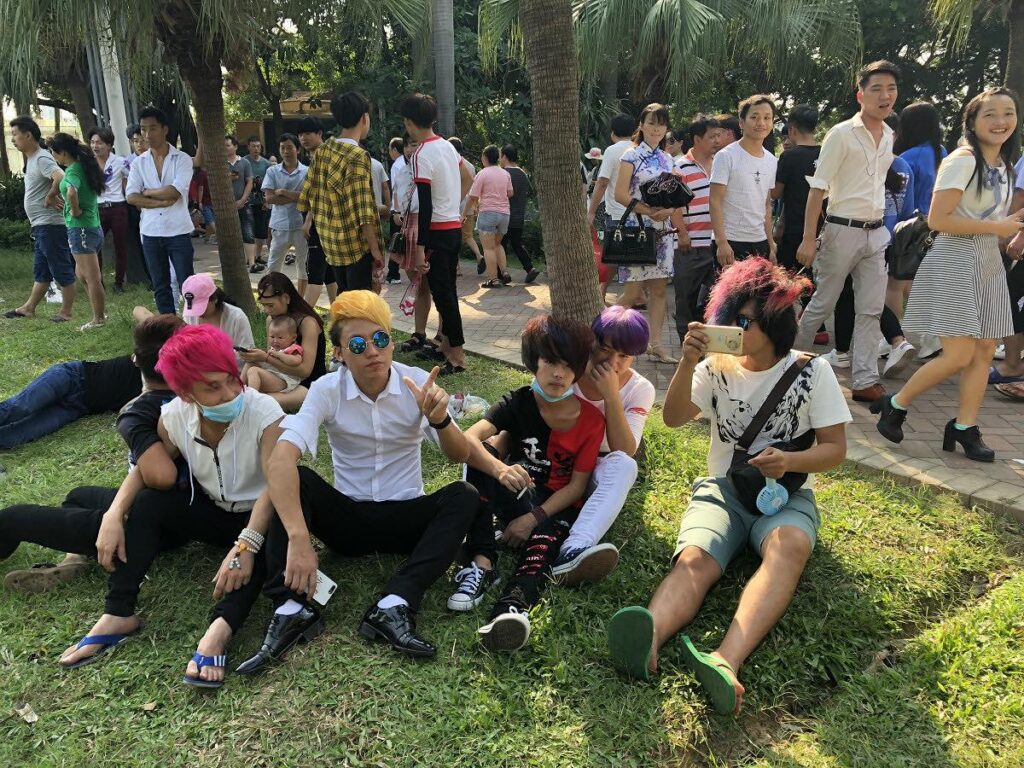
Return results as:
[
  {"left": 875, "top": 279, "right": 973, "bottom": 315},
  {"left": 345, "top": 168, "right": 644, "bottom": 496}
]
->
[
  {"left": 726, "top": 355, "right": 816, "bottom": 514},
  {"left": 601, "top": 200, "right": 658, "bottom": 266},
  {"left": 388, "top": 185, "right": 415, "bottom": 256},
  {"left": 886, "top": 212, "right": 934, "bottom": 281}
]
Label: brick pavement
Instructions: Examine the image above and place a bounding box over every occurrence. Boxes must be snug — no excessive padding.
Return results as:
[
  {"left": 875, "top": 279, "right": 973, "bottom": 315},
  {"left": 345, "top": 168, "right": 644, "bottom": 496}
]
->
[{"left": 194, "top": 243, "right": 1024, "bottom": 521}]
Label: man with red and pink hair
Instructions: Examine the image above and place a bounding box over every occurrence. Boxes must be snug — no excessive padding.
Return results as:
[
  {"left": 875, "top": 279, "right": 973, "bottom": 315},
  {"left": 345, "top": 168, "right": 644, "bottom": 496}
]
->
[{"left": 608, "top": 258, "right": 851, "bottom": 717}]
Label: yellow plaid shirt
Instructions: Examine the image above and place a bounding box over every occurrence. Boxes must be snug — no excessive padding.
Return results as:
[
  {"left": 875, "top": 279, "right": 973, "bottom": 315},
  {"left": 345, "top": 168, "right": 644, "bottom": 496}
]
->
[{"left": 298, "top": 140, "right": 382, "bottom": 266}]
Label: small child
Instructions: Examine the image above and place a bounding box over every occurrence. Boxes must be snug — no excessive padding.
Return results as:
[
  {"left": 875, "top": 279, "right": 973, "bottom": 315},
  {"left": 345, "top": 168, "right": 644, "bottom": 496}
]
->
[{"left": 242, "top": 315, "right": 304, "bottom": 393}]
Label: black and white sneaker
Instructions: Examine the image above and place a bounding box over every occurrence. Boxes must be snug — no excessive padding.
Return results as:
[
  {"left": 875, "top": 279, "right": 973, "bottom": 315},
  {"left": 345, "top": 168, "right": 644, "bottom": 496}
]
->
[
  {"left": 551, "top": 543, "right": 620, "bottom": 586},
  {"left": 478, "top": 607, "right": 531, "bottom": 651},
  {"left": 447, "top": 563, "right": 499, "bottom": 611}
]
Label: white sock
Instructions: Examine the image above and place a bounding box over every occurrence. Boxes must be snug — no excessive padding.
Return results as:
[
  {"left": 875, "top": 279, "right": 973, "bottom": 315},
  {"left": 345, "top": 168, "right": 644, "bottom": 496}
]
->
[
  {"left": 275, "top": 599, "right": 304, "bottom": 616},
  {"left": 377, "top": 594, "right": 409, "bottom": 610}
]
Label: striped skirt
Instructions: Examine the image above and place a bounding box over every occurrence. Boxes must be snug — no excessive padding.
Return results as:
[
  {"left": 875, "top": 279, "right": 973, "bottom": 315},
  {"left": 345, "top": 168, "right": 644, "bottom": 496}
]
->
[{"left": 903, "top": 232, "right": 1014, "bottom": 340}]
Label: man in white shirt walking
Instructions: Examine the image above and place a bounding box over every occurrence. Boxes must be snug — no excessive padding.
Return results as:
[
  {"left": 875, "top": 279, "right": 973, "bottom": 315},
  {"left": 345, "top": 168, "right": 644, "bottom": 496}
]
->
[
  {"left": 125, "top": 106, "right": 195, "bottom": 315},
  {"left": 793, "top": 60, "right": 900, "bottom": 403},
  {"left": 236, "top": 291, "right": 485, "bottom": 673}
]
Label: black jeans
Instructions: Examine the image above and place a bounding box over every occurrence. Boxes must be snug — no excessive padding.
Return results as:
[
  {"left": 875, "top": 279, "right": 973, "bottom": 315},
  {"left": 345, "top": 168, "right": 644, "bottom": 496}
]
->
[
  {"left": 672, "top": 246, "right": 716, "bottom": 339},
  {"left": 335, "top": 252, "right": 374, "bottom": 293},
  {"left": 465, "top": 462, "right": 575, "bottom": 612},
  {"left": 834, "top": 276, "right": 904, "bottom": 352},
  {"left": 712, "top": 239, "right": 770, "bottom": 263},
  {"left": 262, "top": 467, "right": 480, "bottom": 611},
  {"left": 501, "top": 226, "right": 534, "bottom": 272},
  {"left": 424, "top": 229, "right": 466, "bottom": 348},
  {"left": 0, "top": 486, "right": 262, "bottom": 632}
]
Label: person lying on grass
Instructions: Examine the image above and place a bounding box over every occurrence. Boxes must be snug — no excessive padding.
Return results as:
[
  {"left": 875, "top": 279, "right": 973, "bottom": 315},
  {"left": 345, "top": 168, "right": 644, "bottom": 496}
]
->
[
  {"left": 607, "top": 258, "right": 850, "bottom": 715},
  {"left": 2, "top": 323, "right": 284, "bottom": 688},
  {"left": 1, "top": 314, "right": 183, "bottom": 594},
  {"left": 234, "top": 290, "right": 479, "bottom": 674},
  {"left": 452, "top": 314, "right": 605, "bottom": 652}
]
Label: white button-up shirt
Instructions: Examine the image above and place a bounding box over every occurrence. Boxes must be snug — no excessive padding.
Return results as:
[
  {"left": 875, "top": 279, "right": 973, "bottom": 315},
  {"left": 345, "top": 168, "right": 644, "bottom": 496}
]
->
[
  {"left": 125, "top": 144, "right": 194, "bottom": 237},
  {"left": 807, "top": 113, "right": 894, "bottom": 221},
  {"left": 279, "top": 361, "right": 438, "bottom": 502}
]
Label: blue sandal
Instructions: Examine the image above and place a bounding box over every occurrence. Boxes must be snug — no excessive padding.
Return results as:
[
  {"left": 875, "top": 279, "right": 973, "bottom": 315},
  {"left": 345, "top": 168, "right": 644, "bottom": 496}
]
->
[
  {"left": 62, "top": 625, "right": 143, "bottom": 669},
  {"left": 182, "top": 652, "right": 228, "bottom": 689}
]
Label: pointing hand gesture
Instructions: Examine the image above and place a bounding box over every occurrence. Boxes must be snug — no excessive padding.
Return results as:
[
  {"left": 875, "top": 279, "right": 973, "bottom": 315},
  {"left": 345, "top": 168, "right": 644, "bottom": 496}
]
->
[{"left": 403, "top": 366, "right": 450, "bottom": 424}]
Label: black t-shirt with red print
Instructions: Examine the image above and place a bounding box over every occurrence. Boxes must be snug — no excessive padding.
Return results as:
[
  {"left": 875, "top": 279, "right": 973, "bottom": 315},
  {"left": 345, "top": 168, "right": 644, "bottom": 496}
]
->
[{"left": 483, "top": 386, "right": 605, "bottom": 494}]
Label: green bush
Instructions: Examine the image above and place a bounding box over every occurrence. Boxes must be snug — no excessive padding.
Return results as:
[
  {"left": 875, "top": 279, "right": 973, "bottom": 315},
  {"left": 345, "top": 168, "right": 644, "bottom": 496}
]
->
[
  {"left": 0, "top": 219, "right": 31, "bottom": 248},
  {"left": 0, "top": 175, "right": 25, "bottom": 220}
]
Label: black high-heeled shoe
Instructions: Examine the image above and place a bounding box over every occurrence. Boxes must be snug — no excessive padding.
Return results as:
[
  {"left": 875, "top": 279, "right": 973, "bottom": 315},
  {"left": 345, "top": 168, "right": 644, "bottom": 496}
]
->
[
  {"left": 941, "top": 420, "right": 995, "bottom": 463},
  {"left": 870, "top": 395, "right": 907, "bottom": 443}
]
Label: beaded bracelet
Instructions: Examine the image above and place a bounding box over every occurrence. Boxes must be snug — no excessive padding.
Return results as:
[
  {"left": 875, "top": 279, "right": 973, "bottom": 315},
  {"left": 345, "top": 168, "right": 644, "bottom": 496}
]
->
[{"left": 239, "top": 527, "right": 265, "bottom": 547}]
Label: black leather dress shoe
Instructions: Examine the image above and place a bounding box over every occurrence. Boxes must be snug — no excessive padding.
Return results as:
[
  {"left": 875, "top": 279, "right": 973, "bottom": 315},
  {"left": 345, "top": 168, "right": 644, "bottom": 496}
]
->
[
  {"left": 235, "top": 605, "right": 324, "bottom": 675},
  {"left": 358, "top": 603, "right": 436, "bottom": 658}
]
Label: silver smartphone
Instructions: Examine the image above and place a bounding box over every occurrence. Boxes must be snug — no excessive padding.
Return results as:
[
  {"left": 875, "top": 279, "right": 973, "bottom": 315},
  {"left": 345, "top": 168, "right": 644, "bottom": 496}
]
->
[
  {"left": 312, "top": 569, "right": 338, "bottom": 606},
  {"left": 702, "top": 325, "right": 744, "bottom": 355}
]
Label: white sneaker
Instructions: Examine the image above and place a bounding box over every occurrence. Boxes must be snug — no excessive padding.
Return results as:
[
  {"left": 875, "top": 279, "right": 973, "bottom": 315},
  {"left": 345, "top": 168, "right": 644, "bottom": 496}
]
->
[
  {"left": 877, "top": 340, "right": 892, "bottom": 358},
  {"left": 478, "top": 608, "right": 531, "bottom": 652},
  {"left": 917, "top": 334, "right": 942, "bottom": 360},
  {"left": 883, "top": 340, "right": 915, "bottom": 378},
  {"left": 821, "top": 349, "right": 851, "bottom": 368},
  {"left": 994, "top": 344, "right": 1006, "bottom": 361}
]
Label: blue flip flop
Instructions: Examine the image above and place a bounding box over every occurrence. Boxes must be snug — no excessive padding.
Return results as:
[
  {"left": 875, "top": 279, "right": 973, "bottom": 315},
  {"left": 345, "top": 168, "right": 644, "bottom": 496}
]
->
[
  {"left": 182, "top": 652, "right": 228, "bottom": 689},
  {"left": 988, "top": 366, "right": 1024, "bottom": 385},
  {"left": 62, "top": 624, "right": 144, "bottom": 669}
]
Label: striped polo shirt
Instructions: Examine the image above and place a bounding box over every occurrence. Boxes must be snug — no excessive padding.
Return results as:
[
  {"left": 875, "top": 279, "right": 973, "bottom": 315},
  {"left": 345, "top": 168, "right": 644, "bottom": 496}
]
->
[{"left": 675, "top": 150, "right": 712, "bottom": 248}]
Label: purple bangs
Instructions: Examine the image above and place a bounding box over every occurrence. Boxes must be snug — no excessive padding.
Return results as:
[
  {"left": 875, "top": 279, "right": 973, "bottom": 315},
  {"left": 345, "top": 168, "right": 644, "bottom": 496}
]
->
[{"left": 591, "top": 306, "right": 650, "bottom": 357}]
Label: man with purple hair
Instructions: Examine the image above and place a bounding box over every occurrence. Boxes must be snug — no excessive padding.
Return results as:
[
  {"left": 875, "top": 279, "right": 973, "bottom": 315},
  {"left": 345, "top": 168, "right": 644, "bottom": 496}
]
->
[
  {"left": 608, "top": 258, "right": 850, "bottom": 716},
  {"left": 550, "top": 306, "right": 655, "bottom": 583}
]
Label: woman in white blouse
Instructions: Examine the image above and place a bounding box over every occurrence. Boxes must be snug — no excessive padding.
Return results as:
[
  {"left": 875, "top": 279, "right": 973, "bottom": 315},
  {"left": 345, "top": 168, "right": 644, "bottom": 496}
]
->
[{"left": 874, "top": 88, "right": 1024, "bottom": 461}]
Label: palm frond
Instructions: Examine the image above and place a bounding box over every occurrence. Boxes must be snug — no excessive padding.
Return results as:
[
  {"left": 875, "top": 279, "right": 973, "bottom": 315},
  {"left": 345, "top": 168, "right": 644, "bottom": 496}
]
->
[
  {"left": 479, "top": 0, "right": 524, "bottom": 73},
  {"left": 930, "top": 0, "right": 979, "bottom": 52}
]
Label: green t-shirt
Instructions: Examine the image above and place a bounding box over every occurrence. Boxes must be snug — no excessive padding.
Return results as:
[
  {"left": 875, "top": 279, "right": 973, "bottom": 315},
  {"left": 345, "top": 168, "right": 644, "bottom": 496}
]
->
[{"left": 60, "top": 162, "right": 101, "bottom": 229}]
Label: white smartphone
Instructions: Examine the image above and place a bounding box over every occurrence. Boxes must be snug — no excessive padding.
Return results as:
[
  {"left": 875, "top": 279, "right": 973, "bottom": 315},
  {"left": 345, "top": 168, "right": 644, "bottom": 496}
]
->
[
  {"left": 312, "top": 569, "right": 338, "bottom": 607},
  {"left": 702, "top": 325, "right": 744, "bottom": 355}
]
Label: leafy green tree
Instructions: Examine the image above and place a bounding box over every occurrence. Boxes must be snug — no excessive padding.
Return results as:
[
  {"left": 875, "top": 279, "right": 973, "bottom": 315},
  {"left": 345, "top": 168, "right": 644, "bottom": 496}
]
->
[{"left": 932, "top": 0, "right": 1023, "bottom": 100}]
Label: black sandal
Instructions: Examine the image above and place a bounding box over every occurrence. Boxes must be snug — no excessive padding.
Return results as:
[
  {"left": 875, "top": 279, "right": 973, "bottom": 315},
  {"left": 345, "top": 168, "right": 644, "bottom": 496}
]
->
[
  {"left": 399, "top": 333, "right": 427, "bottom": 352},
  {"left": 438, "top": 360, "right": 467, "bottom": 376},
  {"left": 416, "top": 345, "right": 446, "bottom": 362},
  {"left": 481, "top": 278, "right": 504, "bottom": 288}
]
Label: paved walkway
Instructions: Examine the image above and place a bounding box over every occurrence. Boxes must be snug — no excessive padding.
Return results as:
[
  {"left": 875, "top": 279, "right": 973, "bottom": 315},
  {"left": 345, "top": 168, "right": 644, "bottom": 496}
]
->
[{"left": 193, "top": 243, "right": 1024, "bottom": 521}]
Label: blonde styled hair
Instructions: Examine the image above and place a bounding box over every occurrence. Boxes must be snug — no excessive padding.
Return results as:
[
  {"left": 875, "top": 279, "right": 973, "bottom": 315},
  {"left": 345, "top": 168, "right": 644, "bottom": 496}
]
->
[{"left": 329, "top": 290, "right": 392, "bottom": 334}]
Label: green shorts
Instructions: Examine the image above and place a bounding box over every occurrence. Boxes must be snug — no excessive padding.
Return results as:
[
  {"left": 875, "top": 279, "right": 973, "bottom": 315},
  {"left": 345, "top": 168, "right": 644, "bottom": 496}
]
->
[{"left": 672, "top": 476, "right": 820, "bottom": 573}]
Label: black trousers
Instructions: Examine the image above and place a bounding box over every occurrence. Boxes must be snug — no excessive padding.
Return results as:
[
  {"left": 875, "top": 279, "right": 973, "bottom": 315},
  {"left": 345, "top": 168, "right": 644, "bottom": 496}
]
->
[
  {"left": 0, "top": 486, "right": 262, "bottom": 632},
  {"left": 335, "top": 252, "right": 374, "bottom": 293},
  {"left": 501, "top": 226, "right": 534, "bottom": 272},
  {"left": 424, "top": 229, "right": 466, "bottom": 348},
  {"left": 262, "top": 467, "right": 480, "bottom": 611},
  {"left": 465, "top": 462, "right": 575, "bottom": 612},
  {"left": 776, "top": 232, "right": 803, "bottom": 272},
  {"left": 834, "top": 276, "right": 904, "bottom": 352},
  {"left": 673, "top": 246, "right": 716, "bottom": 339},
  {"left": 712, "top": 239, "right": 771, "bottom": 263}
]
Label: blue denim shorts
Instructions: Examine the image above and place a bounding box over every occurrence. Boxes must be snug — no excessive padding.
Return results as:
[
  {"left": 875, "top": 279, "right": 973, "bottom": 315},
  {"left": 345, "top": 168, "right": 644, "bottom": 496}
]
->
[
  {"left": 68, "top": 226, "right": 105, "bottom": 255},
  {"left": 477, "top": 210, "right": 510, "bottom": 235},
  {"left": 31, "top": 224, "right": 76, "bottom": 286},
  {"left": 202, "top": 204, "right": 215, "bottom": 226}
]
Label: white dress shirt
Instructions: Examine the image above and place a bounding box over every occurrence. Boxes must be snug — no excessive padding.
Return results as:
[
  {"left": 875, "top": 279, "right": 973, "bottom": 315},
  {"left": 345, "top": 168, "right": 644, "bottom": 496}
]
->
[
  {"left": 125, "top": 144, "right": 195, "bottom": 237},
  {"left": 279, "top": 362, "right": 439, "bottom": 502},
  {"left": 160, "top": 388, "right": 284, "bottom": 512},
  {"left": 807, "top": 113, "right": 894, "bottom": 221}
]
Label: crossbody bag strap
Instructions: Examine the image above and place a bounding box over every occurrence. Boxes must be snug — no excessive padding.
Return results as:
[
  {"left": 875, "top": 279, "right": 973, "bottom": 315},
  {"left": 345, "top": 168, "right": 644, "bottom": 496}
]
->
[
  {"left": 735, "top": 354, "right": 812, "bottom": 453},
  {"left": 618, "top": 199, "right": 641, "bottom": 229}
]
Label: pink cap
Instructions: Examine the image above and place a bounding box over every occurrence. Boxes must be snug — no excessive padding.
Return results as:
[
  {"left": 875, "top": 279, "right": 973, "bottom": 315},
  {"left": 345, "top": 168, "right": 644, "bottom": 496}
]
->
[
  {"left": 584, "top": 147, "right": 603, "bottom": 160},
  {"left": 181, "top": 273, "right": 217, "bottom": 319}
]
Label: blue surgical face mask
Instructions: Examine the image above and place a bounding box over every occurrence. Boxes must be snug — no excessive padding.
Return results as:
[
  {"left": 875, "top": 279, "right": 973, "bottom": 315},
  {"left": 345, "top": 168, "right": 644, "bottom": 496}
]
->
[
  {"left": 201, "top": 390, "right": 245, "bottom": 422},
  {"left": 531, "top": 378, "right": 575, "bottom": 403}
]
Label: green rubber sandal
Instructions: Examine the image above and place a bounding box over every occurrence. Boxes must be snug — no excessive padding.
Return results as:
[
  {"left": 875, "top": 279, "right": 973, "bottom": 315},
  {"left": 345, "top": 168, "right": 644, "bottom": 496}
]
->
[
  {"left": 679, "top": 635, "right": 738, "bottom": 715},
  {"left": 607, "top": 606, "right": 654, "bottom": 681}
]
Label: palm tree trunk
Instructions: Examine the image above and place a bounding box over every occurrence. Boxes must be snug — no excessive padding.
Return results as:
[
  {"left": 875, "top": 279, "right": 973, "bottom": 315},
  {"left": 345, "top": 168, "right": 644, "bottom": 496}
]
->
[
  {"left": 1006, "top": 0, "right": 1024, "bottom": 99},
  {"left": 521, "top": 0, "right": 603, "bottom": 324},
  {"left": 185, "top": 70, "right": 257, "bottom": 313},
  {"left": 431, "top": 0, "right": 455, "bottom": 135},
  {"left": 0, "top": 118, "right": 11, "bottom": 177}
]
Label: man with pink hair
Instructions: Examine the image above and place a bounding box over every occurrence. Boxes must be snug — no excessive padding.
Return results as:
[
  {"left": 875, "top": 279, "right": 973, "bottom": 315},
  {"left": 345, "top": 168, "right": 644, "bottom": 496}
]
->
[{"left": 608, "top": 258, "right": 851, "bottom": 717}]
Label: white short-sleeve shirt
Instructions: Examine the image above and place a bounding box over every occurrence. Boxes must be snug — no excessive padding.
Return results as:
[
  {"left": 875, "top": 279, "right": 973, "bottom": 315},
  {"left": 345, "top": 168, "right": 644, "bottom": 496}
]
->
[
  {"left": 390, "top": 155, "right": 419, "bottom": 215},
  {"left": 411, "top": 136, "right": 463, "bottom": 230},
  {"left": 935, "top": 151, "right": 1013, "bottom": 221},
  {"left": 573, "top": 370, "right": 656, "bottom": 454},
  {"left": 160, "top": 388, "right": 284, "bottom": 511},
  {"left": 279, "top": 362, "right": 439, "bottom": 502},
  {"left": 99, "top": 154, "right": 129, "bottom": 205},
  {"left": 709, "top": 141, "right": 778, "bottom": 242},
  {"left": 597, "top": 140, "right": 632, "bottom": 220},
  {"left": 125, "top": 145, "right": 195, "bottom": 237},
  {"left": 689, "top": 352, "right": 851, "bottom": 487}
]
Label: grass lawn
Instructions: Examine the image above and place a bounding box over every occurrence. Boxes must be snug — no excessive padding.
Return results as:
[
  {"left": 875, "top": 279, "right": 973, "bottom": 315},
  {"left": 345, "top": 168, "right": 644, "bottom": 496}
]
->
[{"left": 1, "top": 248, "right": 1022, "bottom": 767}]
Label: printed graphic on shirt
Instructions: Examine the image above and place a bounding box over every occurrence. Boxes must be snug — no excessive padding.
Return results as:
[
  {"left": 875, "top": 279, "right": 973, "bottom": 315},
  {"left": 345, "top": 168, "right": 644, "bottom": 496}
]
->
[{"left": 709, "top": 365, "right": 814, "bottom": 446}]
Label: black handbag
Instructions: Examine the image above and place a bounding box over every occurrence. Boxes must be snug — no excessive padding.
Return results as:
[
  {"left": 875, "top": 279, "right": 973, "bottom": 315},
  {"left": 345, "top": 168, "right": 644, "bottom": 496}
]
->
[
  {"left": 886, "top": 212, "right": 934, "bottom": 280},
  {"left": 601, "top": 200, "right": 658, "bottom": 266},
  {"left": 388, "top": 185, "right": 415, "bottom": 256},
  {"left": 640, "top": 171, "right": 694, "bottom": 209},
  {"left": 726, "top": 355, "right": 815, "bottom": 514}
]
